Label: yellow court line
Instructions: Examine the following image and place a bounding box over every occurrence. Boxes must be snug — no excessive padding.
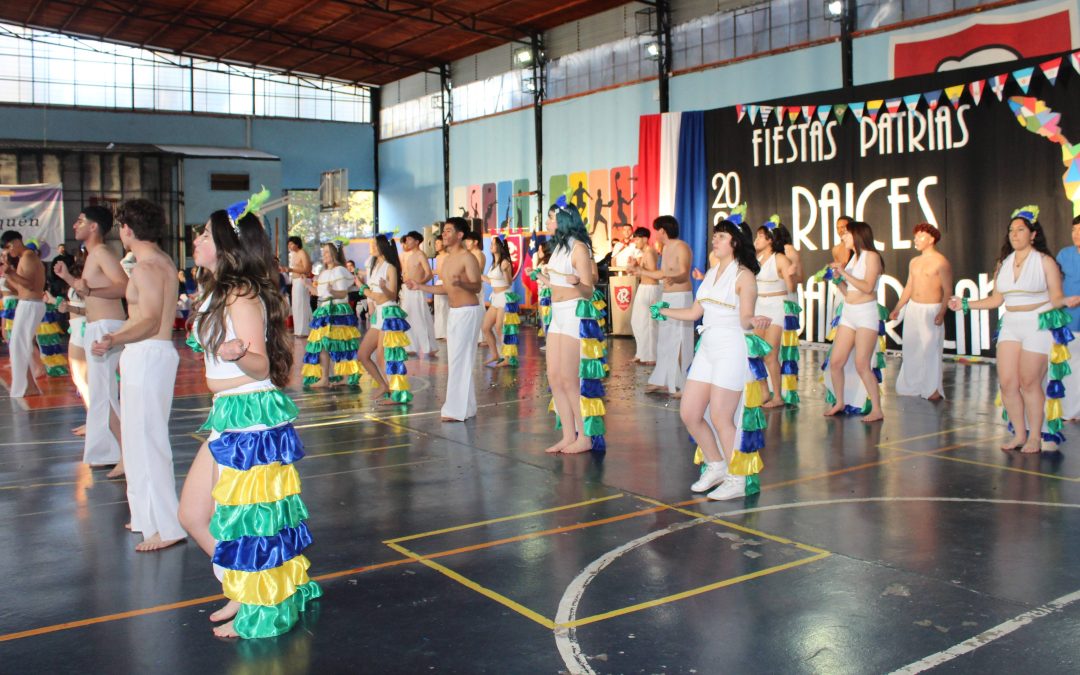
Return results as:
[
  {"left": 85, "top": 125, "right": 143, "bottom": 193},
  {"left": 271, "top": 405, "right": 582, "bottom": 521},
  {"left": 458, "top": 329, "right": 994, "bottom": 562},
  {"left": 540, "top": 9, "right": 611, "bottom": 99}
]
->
[
  {"left": 387, "top": 493, "right": 626, "bottom": 543},
  {"left": 896, "top": 449, "right": 1080, "bottom": 482},
  {"left": 561, "top": 551, "right": 831, "bottom": 629},
  {"left": 377, "top": 397, "right": 531, "bottom": 420},
  {"left": 385, "top": 540, "right": 556, "bottom": 629},
  {"left": 874, "top": 423, "right": 983, "bottom": 447}
]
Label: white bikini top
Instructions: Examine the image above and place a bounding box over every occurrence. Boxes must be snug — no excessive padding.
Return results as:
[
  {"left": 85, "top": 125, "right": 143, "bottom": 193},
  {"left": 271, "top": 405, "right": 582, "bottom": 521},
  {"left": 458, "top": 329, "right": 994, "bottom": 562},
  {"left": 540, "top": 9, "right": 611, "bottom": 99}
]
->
[
  {"left": 997, "top": 252, "right": 1050, "bottom": 306},
  {"left": 368, "top": 260, "right": 388, "bottom": 289},
  {"left": 316, "top": 266, "right": 353, "bottom": 301},
  {"left": 195, "top": 294, "right": 267, "bottom": 381},
  {"left": 844, "top": 250, "right": 880, "bottom": 294},
  {"left": 696, "top": 261, "right": 746, "bottom": 327},
  {"left": 547, "top": 239, "right": 582, "bottom": 288},
  {"left": 756, "top": 254, "right": 787, "bottom": 294},
  {"left": 488, "top": 260, "right": 509, "bottom": 288},
  {"left": 67, "top": 286, "right": 86, "bottom": 309}
]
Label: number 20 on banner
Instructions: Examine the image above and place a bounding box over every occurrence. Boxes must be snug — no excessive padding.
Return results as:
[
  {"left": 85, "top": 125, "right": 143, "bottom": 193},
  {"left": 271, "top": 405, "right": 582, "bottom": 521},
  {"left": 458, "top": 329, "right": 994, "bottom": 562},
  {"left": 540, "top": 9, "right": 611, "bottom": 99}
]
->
[{"left": 711, "top": 172, "right": 741, "bottom": 224}]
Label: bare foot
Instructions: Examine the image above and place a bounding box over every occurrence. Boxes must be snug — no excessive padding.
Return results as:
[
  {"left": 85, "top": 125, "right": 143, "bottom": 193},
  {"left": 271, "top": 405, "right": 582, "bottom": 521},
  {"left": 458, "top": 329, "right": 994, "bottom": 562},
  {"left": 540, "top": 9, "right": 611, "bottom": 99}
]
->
[
  {"left": 484, "top": 357, "right": 504, "bottom": 368},
  {"left": 427, "top": 351, "right": 438, "bottom": 357},
  {"left": 210, "top": 600, "right": 240, "bottom": 623},
  {"left": 125, "top": 523, "right": 132, "bottom": 530},
  {"left": 823, "top": 403, "right": 845, "bottom": 417},
  {"left": 72, "top": 425, "right": 86, "bottom": 436},
  {"left": 440, "top": 416, "right": 463, "bottom": 422},
  {"left": 861, "top": 412, "right": 884, "bottom": 423},
  {"left": 1020, "top": 440, "right": 1041, "bottom": 454},
  {"left": 928, "top": 391, "right": 943, "bottom": 401},
  {"left": 644, "top": 385, "right": 665, "bottom": 394},
  {"left": 544, "top": 437, "right": 574, "bottom": 454},
  {"left": 310, "top": 380, "right": 330, "bottom": 390},
  {"left": 763, "top": 398, "right": 785, "bottom": 409},
  {"left": 561, "top": 436, "right": 593, "bottom": 454},
  {"left": 671, "top": 391, "right": 683, "bottom": 399},
  {"left": 135, "top": 533, "right": 185, "bottom": 552},
  {"left": 106, "top": 463, "right": 125, "bottom": 479},
  {"left": 1000, "top": 434, "right": 1026, "bottom": 452},
  {"left": 213, "top": 620, "right": 239, "bottom": 638},
  {"left": 378, "top": 396, "right": 403, "bottom": 406},
  {"left": 370, "top": 385, "right": 389, "bottom": 401}
]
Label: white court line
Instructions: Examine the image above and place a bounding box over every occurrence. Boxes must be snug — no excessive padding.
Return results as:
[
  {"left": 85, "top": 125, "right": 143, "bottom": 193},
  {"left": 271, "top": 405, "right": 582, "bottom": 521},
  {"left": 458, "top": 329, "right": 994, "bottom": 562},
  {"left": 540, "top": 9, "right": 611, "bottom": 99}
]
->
[
  {"left": 889, "top": 588, "right": 1080, "bottom": 674},
  {"left": 554, "top": 497, "right": 1080, "bottom": 675}
]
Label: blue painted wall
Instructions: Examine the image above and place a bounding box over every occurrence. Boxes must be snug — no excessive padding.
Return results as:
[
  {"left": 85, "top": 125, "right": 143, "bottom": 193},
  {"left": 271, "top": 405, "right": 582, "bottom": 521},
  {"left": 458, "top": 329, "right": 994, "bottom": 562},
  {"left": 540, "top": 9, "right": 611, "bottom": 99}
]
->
[
  {"left": 449, "top": 108, "right": 536, "bottom": 188},
  {"left": 378, "top": 129, "right": 445, "bottom": 232},
  {"left": 250, "top": 118, "right": 374, "bottom": 189},
  {"left": 183, "top": 158, "right": 282, "bottom": 225}
]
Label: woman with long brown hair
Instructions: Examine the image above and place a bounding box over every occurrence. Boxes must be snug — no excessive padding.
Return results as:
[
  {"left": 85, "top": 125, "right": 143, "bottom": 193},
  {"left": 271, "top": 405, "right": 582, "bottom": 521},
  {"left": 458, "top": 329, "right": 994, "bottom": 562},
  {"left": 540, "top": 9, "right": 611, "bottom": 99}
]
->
[
  {"left": 357, "top": 234, "right": 412, "bottom": 404},
  {"left": 179, "top": 207, "right": 321, "bottom": 638},
  {"left": 480, "top": 236, "right": 515, "bottom": 367}
]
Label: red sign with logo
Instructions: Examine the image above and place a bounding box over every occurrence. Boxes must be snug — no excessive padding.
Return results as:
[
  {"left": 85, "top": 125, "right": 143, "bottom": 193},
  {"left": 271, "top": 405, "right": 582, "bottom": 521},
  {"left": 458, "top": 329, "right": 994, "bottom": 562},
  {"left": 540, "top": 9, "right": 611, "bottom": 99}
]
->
[{"left": 614, "top": 285, "right": 632, "bottom": 312}]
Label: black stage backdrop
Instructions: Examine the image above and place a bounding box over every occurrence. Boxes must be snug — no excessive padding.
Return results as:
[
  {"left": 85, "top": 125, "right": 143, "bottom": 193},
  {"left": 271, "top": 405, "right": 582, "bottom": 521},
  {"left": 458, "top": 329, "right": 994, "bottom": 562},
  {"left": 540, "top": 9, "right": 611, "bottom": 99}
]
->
[{"left": 703, "top": 53, "right": 1080, "bottom": 356}]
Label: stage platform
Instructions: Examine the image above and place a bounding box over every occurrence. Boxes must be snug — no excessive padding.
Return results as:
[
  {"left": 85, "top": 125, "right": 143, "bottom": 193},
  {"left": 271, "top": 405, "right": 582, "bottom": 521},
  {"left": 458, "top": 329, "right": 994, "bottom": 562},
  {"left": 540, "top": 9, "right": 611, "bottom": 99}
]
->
[{"left": 1, "top": 332, "right": 1079, "bottom": 673}]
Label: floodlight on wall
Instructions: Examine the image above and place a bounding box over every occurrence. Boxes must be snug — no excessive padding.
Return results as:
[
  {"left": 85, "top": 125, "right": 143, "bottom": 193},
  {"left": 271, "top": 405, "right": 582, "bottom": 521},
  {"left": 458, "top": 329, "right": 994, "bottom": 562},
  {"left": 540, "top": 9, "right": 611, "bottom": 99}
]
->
[
  {"left": 430, "top": 93, "right": 443, "bottom": 109},
  {"left": 645, "top": 41, "right": 661, "bottom": 61},
  {"left": 522, "top": 74, "right": 537, "bottom": 93},
  {"left": 824, "top": 0, "right": 844, "bottom": 21},
  {"left": 512, "top": 46, "right": 534, "bottom": 67}
]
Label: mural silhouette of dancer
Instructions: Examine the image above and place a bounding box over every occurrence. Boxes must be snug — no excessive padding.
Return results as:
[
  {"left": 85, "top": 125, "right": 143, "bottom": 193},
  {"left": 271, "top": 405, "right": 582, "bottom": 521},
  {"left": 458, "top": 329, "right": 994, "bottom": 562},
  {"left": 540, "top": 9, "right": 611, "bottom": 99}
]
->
[
  {"left": 614, "top": 171, "right": 636, "bottom": 228},
  {"left": 570, "top": 181, "right": 589, "bottom": 221},
  {"left": 590, "top": 188, "right": 614, "bottom": 238}
]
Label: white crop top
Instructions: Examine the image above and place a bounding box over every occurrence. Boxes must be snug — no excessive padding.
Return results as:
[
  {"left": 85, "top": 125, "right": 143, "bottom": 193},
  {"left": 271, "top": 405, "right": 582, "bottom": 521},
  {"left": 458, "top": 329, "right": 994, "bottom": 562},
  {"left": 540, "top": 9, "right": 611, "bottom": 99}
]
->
[
  {"left": 316, "top": 266, "right": 353, "bottom": 301},
  {"left": 756, "top": 254, "right": 788, "bottom": 294},
  {"left": 547, "top": 239, "right": 582, "bottom": 288},
  {"left": 488, "top": 260, "right": 509, "bottom": 288},
  {"left": 696, "top": 261, "right": 746, "bottom": 327},
  {"left": 67, "top": 287, "right": 86, "bottom": 309},
  {"left": 844, "top": 251, "right": 880, "bottom": 295},
  {"left": 194, "top": 295, "right": 267, "bottom": 381},
  {"left": 368, "top": 260, "right": 388, "bottom": 290},
  {"left": 997, "top": 252, "right": 1050, "bottom": 306}
]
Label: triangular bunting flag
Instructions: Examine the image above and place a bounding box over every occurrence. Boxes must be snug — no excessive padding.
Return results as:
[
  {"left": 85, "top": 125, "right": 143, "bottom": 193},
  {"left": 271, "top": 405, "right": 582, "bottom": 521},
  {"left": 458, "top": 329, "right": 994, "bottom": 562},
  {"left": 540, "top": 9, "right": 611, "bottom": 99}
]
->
[
  {"left": 834, "top": 103, "right": 848, "bottom": 123},
  {"left": 902, "top": 94, "right": 921, "bottom": 113},
  {"left": 1012, "top": 66, "right": 1034, "bottom": 94},
  {"left": 788, "top": 107, "right": 801, "bottom": 123},
  {"left": 945, "top": 84, "right": 964, "bottom": 108},
  {"left": 866, "top": 99, "right": 884, "bottom": 122},
  {"left": 759, "top": 105, "right": 774, "bottom": 125},
  {"left": 817, "top": 105, "right": 831, "bottom": 123},
  {"left": 885, "top": 98, "right": 902, "bottom": 115},
  {"left": 748, "top": 104, "right": 759, "bottom": 125},
  {"left": 923, "top": 90, "right": 942, "bottom": 109},
  {"left": 736, "top": 104, "right": 745, "bottom": 123},
  {"left": 1070, "top": 52, "right": 1080, "bottom": 75},
  {"left": 848, "top": 102, "right": 864, "bottom": 122},
  {"left": 969, "top": 80, "right": 985, "bottom": 106},
  {"left": 990, "top": 74, "right": 1008, "bottom": 101},
  {"left": 803, "top": 105, "right": 816, "bottom": 121},
  {"left": 1040, "top": 56, "right": 1062, "bottom": 86}
]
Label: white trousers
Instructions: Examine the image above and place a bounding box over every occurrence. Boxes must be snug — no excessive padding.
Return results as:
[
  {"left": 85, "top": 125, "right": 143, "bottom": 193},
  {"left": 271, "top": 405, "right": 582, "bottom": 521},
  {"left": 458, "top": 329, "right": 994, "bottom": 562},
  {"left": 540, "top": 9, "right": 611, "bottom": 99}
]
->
[
  {"left": 401, "top": 288, "right": 437, "bottom": 354},
  {"left": 434, "top": 294, "right": 449, "bottom": 340},
  {"left": 648, "top": 291, "right": 694, "bottom": 393},
  {"left": 121, "top": 340, "right": 185, "bottom": 542},
  {"left": 8, "top": 300, "right": 45, "bottom": 397},
  {"left": 895, "top": 301, "right": 945, "bottom": 399},
  {"left": 442, "top": 305, "right": 484, "bottom": 421},
  {"left": 631, "top": 284, "right": 662, "bottom": 362},
  {"left": 83, "top": 318, "right": 125, "bottom": 464},
  {"left": 291, "top": 280, "right": 311, "bottom": 336},
  {"left": 1063, "top": 345, "right": 1080, "bottom": 420}
]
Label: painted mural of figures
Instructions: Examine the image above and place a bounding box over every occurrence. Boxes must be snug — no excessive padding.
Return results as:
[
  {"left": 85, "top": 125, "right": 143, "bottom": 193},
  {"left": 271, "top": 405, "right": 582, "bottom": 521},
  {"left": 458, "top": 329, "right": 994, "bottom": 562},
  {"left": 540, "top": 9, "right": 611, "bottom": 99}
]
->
[
  {"left": 590, "top": 189, "right": 614, "bottom": 238},
  {"left": 571, "top": 181, "right": 589, "bottom": 220},
  {"left": 614, "top": 171, "right": 636, "bottom": 228}
]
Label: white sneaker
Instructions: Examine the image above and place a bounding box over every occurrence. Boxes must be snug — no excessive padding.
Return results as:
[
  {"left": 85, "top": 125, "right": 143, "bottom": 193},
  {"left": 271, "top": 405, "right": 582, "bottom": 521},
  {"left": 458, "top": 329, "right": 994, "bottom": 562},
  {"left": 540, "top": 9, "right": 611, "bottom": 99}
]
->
[
  {"left": 706, "top": 475, "right": 746, "bottom": 501},
  {"left": 691, "top": 461, "right": 728, "bottom": 492}
]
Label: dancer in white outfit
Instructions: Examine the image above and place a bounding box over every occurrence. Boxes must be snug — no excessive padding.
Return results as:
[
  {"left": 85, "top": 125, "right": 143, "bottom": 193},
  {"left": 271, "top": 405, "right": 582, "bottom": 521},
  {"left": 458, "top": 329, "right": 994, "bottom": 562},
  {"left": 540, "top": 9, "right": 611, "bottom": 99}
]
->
[
  {"left": 0, "top": 231, "right": 45, "bottom": 398},
  {"left": 753, "top": 220, "right": 798, "bottom": 407},
  {"left": 629, "top": 227, "right": 661, "bottom": 365},
  {"left": 400, "top": 231, "right": 438, "bottom": 356},
  {"left": 480, "top": 237, "right": 515, "bottom": 367},
  {"left": 433, "top": 237, "right": 449, "bottom": 340},
  {"left": 284, "top": 237, "right": 312, "bottom": 337},
  {"left": 90, "top": 199, "right": 185, "bottom": 551},
  {"left": 891, "top": 223, "right": 952, "bottom": 400}
]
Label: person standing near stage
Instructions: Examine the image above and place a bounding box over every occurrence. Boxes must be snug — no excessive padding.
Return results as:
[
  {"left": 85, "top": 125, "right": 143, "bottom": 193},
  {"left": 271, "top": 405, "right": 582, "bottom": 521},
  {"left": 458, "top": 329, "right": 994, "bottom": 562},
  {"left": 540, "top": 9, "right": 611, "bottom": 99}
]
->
[
  {"left": 753, "top": 220, "right": 798, "bottom": 407},
  {"left": 54, "top": 206, "right": 127, "bottom": 477},
  {"left": 0, "top": 231, "right": 46, "bottom": 398},
  {"left": 400, "top": 231, "right": 438, "bottom": 357},
  {"left": 480, "top": 237, "right": 514, "bottom": 367},
  {"left": 433, "top": 235, "right": 449, "bottom": 340},
  {"left": 407, "top": 218, "right": 483, "bottom": 422},
  {"left": 631, "top": 216, "right": 693, "bottom": 397},
  {"left": 56, "top": 249, "right": 89, "bottom": 435},
  {"left": 464, "top": 232, "right": 486, "bottom": 307},
  {"left": 283, "top": 236, "right": 312, "bottom": 338},
  {"left": 301, "top": 242, "right": 362, "bottom": 389},
  {"left": 629, "top": 227, "right": 660, "bottom": 366},
  {"left": 356, "top": 235, "right": 404, "bottom": 402},
  {"left": 90, "top": 199, "right": 185, "bottom": 552},
  {"left": 180, "top": 207, "right": 320, "bottom": 638},
  {"left": 1058, "top": 215, "right": 1080, "bottom": 420},
  {"left": 891, "top": 223, "right": 952, "bottom": 400}
]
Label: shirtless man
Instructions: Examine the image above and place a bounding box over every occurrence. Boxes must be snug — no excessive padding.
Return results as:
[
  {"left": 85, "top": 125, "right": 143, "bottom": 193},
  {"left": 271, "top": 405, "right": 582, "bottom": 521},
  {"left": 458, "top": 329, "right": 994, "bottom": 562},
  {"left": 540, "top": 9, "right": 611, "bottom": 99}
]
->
[
  {"left": 630, "top": 216, "right": 693, "bottom": 396},
  {"left": 433, "top": 236, "right": 449, "bottom": 340},
  {"left": 54, "top": 206, "right": 127, "bottom": 477},
  {"left": 407, "top": 218, "right": 483, "bottom": 422},
  {"left": 283, "top": 237, "right": 312, "bottom": 337},
  {"left": 0, "top": 231, "right": 46, "bottom": 398},
  {"left": 91, "top": 200, "right": 185, "bottom": 551},
  {"left": 891, "top": 223, "right": 952, "bottom": 400},
  {"left": 831, "top": 216, "right": 853, "bottom": 265},
  {"left": 464, "top": 231, "right": 486, "bottom": 303},
  {"left": 399, "top": 231, "right": 437, "bottom": 356},
  {"left": 629, "top": 227, "right": 660, "bottom": 365}
]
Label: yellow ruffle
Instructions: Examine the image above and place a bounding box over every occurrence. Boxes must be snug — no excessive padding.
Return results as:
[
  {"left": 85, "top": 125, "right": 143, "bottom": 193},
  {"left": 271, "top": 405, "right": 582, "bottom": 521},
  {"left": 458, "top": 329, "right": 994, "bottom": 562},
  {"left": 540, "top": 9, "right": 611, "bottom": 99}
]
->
[
  {"left": 744, "top": 381, "right": 764, "bottom": 408},
  {"left": 581, "top": 338, "right": 605, "bottom": 359},
  {"left": 781, "top": 374, "right": 798, "bottom": 390},
  {"left": 547, "top": 397, "right": 555, "bottom": 413},
  {"left": 333, "top": 361, "right": 359, "bottom": 376},
  {"left": 503, "top": 313, "right": 520, "bottom": 326},
  {"left": 995, "top": 391, "right": 1002, "bottom": 407},
  {"left": 382, "top": 331, "right": 410, "bottom": 348},
  {"left": 308, "top": 325, "right": 357, "bottom": 342},
  {"left": 826, "top": 327, "right": 837, "bottom": 342},
  {"left": 213, "top": 463, "right": 301, "bottom": 506},
  {"left": 301, "top": 364, "right": 322, "bottom": 379},
  {"left": 781, "top": 331, "right": 799, "bottom": 347},
  {"left": 1050, "top": 343, "right": 1070, "bottom": 365},
  {"left": 580, "top": 397, "right": 606, "bottom": 418},
  {"left": 41, "top": 354, "right": 68, "bottom": 367},
  {"left": 222, "top": 555, "right": 312, "bottom": 606},
  {"left": 693, "top": 446, "right": 703, "bottom": 465},
  {"left": 1047, "top": 399, "right": 1063, "bottom": 421},
  {"left": 501, "top": 345, "right": 518, "bottom": 357},
  {"left": 728, "top": 451, "right": 763, "bottom": 476},
  {"left": 540, "top": 307, "right": 551, "bottom": 319},
  {"left": 878, "top": 336, "right": 887, "bottom": 353},
  {"left": 388, "top": 374, "right": 409, "bottom": 391},
  {"left": 37, "top": 324, "right": 63, "bottom": 336}
]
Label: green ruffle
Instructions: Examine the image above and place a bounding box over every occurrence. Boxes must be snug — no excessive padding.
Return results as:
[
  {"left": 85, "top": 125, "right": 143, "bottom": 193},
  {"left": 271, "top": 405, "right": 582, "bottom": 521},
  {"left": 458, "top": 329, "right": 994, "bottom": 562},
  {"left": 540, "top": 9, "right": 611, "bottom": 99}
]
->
[
  {"left": 582, "top": 416, "right": 605, "bottom": 436},
  {"left": 878, "top": 303, "right": 889, "bottom": 320},
  {"left": 1050, "top": 361, "right": 1072, "bottom": 380},
  {"left": 744, "top": 334, "right": 772, "bottom": 358},
  {"left": 503, "top": 324, "right": 519, "bottom": 335},
  {"left": 825, "top": 389, "right": 836, "bottom": 405},
  {"left": 45, "top": 365, "right": 69, "bottom": 377},
  {"left": 389, "top": 390, "right": 413, "bottom": 404},
  {"left": 650, "top": 301, "right": 669, "bottom": 321},
  {"left": 1048, "top": 417, "right": 1064, "bottom": 433},
  {"left": 505, "top": 292, "right": 521, "bottom": 303},
  {"left": 779, "top": 346, "right": 799, "bottom": 362},
  {"left": 1039, "top": 307, "right": 1072, "bottom": 330},
  {"left": 876, "top": 352, "right": 886, "bottom": 370},
  {"left": 211, "top": 494, "right": 309, "bottom": 540},
  {"left": 579, "top": 359, "right": 606, "bottom": 380},
  {"left": 782, "top": 390, "right": 800, "bottom": 405},
  {"left": 384, "top": 346, "right": 408, "bottom": 362},
  {"left": 233, "top": 581, "right": 323, "bottom": 639},
  {"left": 554, "top": 412, "right": 562, "bottom": 430},
  {"left": 201, "top": 389, "right": 299, "bottom": 432},
  {"left": 742, "top": 406, "right": 766, "bottom": 432},
  {"left": 306, "top": 338, "right": 359, "bottom": 354},
  {"left": 783, "top": 300, "right": 802, "bottom": 315},
  {"left": 745, "top": 474, "right": 761, "bottom": 495},
  {"left": 186, "top": 333, "right": 204, "bottom": 353},
  {"left": 575, "top": 300, "right": 601, "bottom": 319},
  {"left": 380, "top": 305, "right": 407, "bottom": 319},
  {"left": 859, "top": 399, "right": 872, "bottom": 414},
  {"left": 36, "top": 333, "right": 63, "bottom": 346},
  {"left": 590, "top": 289, "right": 605, "bottom": 303},
  {"left": 319, "top": 301, "right": 353, "bottom": 316},
  {"left": 506, "top": 357, "right": 519, "bottom": 366}
]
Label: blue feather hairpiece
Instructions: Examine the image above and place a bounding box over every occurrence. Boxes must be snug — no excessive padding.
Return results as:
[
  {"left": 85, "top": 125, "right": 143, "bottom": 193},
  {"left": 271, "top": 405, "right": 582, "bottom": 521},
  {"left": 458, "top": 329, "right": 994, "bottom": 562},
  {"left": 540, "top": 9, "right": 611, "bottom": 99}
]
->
[
  {"left": 764, "top": 214, "right": 780, "bottom": 230},
  {"left": 225, "top": 186, "right": 271, "bottom": 232},
  {"left": 554, "top": 195, "right": 570, "bottom": 211}
]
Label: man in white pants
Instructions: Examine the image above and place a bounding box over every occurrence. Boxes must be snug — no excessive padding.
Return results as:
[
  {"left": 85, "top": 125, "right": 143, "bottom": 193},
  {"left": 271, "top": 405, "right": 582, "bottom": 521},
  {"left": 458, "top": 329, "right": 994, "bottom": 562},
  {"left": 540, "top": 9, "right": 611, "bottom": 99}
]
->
[
  {"left": 408, "top": 218, "right": 483, "bottom": 421},
  {"left": 433, "top": 237, "right": 449, "bottom": 340},
  {"left": 631, "top": 216, "right": 693, "bottom": 396},
  {"left": 91, "top": 199, "right": 185, "bottom": 552},
  {"left": 54, "top": 206, "right": 128, "bottom": 477},
  {"left": 400, "top": 230, "right": 438, "bottom": 356},
  {"left": 1, "top": 231, "right": 46, "bottom": 398},
  {"left": 627, "top": 227, "right": 661, "bottom": 365},
  {"left": 284, "top": 236, "right": 312, "bottom": 337},
  {"left": 891, "top": 223, "right": 951, "bottom": 400}
]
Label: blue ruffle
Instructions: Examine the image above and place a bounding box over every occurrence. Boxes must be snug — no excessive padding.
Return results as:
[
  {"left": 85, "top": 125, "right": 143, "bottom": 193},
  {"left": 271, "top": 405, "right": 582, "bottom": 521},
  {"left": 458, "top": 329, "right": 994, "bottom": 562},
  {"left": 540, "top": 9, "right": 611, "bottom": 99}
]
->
[
  {"left": 878, "top": 320, "right": 886, "bottom": 337},
  {"left": 1047, "top": 379, "right": 1066, "bottom": 399},
  {"left": 382, "top": 317, "right": 410, "bottom": 332},
  {"left": 1052, "top": 326, "right": 1074, "bottom": 345},
  {"left": 213, "top": 523, "right": 312, "bottom": 572},
  {"left": 873, "top": 367, "right": 883, "bottom": 384},
  {"left": 579, "top": 319, "right": 604, "bottom": 340},
  {"left": 580, "top": 379, "right": 605, "bottom": 399},
  {"left": 590, "top": 435, "right": 606, "bottom": 453},
  {"left": 385, "top": 360, "right": 407, "bottom": 375},
  {"left": 502, "top": 334, "right": 519, "bottom": 345},
  {"left": 830, "top": 314, "right": 841, "bottom": 329},
  {"left": 303, "top": 351, "right": 319, "bottom": 365},
  {"left": 783, "top": 315, "right": 800, "bottom": 331},
  {"left": 328, "top": 349, "right": 358, "bottom": 361},
  {"left": 748, "top": 357, "right": 767, "bottom": 381},
  {"left": 210, "top": 424, "right": 305, "bottom": 470},
  {"left": 740, "top": 429, "right": 764, "bottom": 452},
  {"left": 780, "top": 361, "right": 799, "bottom": 375},
  {"left": 38, "top": 343, "right": 64, "bottom": 355},
  {"left": 505, "top": 302, "right": 519, "bottom": 313},
  {"left": 1043, "top": 430, "right": 1067, "bottom": 444}
]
